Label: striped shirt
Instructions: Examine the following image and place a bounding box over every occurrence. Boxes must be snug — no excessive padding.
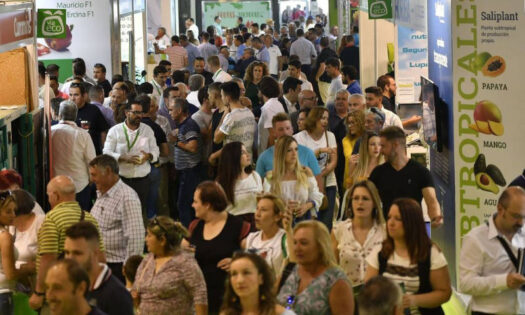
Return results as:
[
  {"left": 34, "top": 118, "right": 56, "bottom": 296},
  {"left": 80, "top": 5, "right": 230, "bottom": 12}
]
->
[
  {"left": 174, "top": 116, "right": 201, "bottom": 169},
  {"left": 91, "top": 179, "right": 145, "bottom": 263},
  {"left": 37, "top": 201, "right": 104, "bottom": 269},
  {"left": 219, "top": 107, "right": 256, "bottom": 156},
  {"left": 166, "top": 45, "right": 188, "bottom": 70}
]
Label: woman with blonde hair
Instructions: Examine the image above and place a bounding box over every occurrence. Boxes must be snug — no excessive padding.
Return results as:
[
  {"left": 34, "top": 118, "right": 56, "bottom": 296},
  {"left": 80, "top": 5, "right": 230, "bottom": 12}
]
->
[
  {"left": 342, "top": 110, "right": 365, "bottom": 190},
  {"left": 294, "top": 106, "right": 337, "bottom": 230},
  {"left": 277, "top": 220, "right": 354, "bottom": 314},
  {"left": 242, "top": 194, "right": 291, "bottom": 276},
  {"left": 346, "top": 131, "right": 384, "bottom": 189},
  {"left": 332, "top": 180, "right": 386, "bottom": 285},
  {"left": 244, "top": 61, "right": 269, "bottom": 116},
  {"left": 263, "top": 136, "right": 323, "bottom": 225}
]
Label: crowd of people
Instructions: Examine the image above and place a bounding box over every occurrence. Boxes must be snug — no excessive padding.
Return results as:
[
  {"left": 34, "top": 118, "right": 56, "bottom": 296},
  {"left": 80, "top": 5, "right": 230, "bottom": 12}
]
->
[{"left": 11, "top": 13, "right": 525, "bottom": 315}]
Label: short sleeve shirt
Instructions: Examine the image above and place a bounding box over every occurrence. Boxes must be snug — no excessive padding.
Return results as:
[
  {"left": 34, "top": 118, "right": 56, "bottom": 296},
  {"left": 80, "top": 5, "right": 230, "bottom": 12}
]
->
[
  {"left": 369, "top": 160, "right": 434, "bottom": 219},
  {"left": 220, "top": 107, "right": 256, "bottom": 155},
  {"left": 141, "top": 117, "right": 167, "bottom": 146},
  {"left": 174, "top": 117, "right": 201, "bottom": 169},
  {"left": 294, "top": 130, "right": 338, "bottom": 187}
]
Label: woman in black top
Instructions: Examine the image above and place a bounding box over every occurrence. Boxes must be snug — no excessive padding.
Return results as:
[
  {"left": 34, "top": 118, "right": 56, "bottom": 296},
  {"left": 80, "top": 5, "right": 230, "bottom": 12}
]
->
[{"left": 184, "top": 181, "right": 250, "bottom": 314}]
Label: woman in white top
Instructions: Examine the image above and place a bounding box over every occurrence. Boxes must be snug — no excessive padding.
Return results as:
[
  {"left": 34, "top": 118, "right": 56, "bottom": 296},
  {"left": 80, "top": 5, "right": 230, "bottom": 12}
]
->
[
  {"left": 0, "top": 191, "right": 31, "bottom": 314},
  {"left": 331, "top": 180, "right": 386, "bottom": 286},
  {"left": 242, "top": 194, "right": 290, "bottom": 276},
  {"left": 217, "top": 142, "right": 263, "bottom": 227},
  {"left": 364, "top": 198, "right": 451, "bottom": 314},
  {"left": 263, "top": 136, "right": 323, "bottom": 225},
  {"left": 294, "top": 106, "right": 337, "bottom": 231},
  {"left": 11, "top": 190, "right": 45, "bottom": 292}
]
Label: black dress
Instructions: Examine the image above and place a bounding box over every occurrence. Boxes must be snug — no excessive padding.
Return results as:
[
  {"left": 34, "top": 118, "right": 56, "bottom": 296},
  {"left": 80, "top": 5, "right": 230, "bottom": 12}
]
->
[{"left": 190, "top": 214, "right": 245, "bottom": 314}]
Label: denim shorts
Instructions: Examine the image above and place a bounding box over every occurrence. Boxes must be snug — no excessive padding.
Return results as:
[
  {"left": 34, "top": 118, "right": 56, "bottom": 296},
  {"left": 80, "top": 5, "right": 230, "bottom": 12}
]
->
[{"left": 0, "top": 292, "right": 13, "bottom": 315}]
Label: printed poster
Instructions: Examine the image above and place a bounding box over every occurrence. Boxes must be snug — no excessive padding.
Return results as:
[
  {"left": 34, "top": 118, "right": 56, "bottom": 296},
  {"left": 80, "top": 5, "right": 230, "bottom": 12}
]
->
[{"left": 453, "top": 1, "right": 525, "bottom": 240}]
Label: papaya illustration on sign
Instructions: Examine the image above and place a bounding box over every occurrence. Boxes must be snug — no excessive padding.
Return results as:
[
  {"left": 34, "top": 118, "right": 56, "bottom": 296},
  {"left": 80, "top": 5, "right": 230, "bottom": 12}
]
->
[
  {"left": 368, "top": 0, "right": 392, "bottom": 19},
  {"left": 37, "top": 9, "right": 66, "bottom": 38}
]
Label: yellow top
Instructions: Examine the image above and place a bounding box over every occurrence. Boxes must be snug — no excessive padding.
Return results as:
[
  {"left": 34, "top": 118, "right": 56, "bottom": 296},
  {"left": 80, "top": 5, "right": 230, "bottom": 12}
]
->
[{"left": 342, "top": 136, "right": 358, "bottom": 190}]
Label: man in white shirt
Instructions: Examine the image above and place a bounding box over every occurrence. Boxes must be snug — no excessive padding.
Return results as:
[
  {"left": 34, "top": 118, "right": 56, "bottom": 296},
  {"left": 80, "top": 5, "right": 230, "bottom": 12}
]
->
[
  {"left": 281, "top": 59, "right": 313, "bottom": 91},
  {"left": 325, "top": 57, "right": 346, "bottom": 105},
  {"left": 154, "top": 27, "right": 171, "bottom": 49},
  {"left": 365, "top": 86, "right": 403, "bottom": 130},
  {"left": 263, "top": 34, "right": 282, "bottom": 78},
  {"left": 215, "top": 81, "right": 256, "bottom": 156},
  {"left": 257, "top": 76, "right": 284, "bottom": 154},
  {"left": 459, "top": 186, "right": 525, "bottom": 315},
  {"left": 150, "top": 65, "right": 169, "bottom": 99},
  {"left": 208, "top": 55, "right": 232, "bottom": 83},
  {"left": 185, "top": 18, "right": 199, "bottom": 40},
  {"left": 51, "top": 100, "right": 96, "bottom": 211},
  {"left": 278, "top": 77, "right": 302, "bottom": 114},
  {"left": 186, "top": 74, "right": 205, "bottom": 108},
  {"left": 103, "top": 98, "right": 159, "bottom": 216}
]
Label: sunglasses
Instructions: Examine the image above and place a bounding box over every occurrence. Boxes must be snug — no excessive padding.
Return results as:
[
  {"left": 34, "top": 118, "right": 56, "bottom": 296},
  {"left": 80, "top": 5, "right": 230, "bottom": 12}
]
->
[{"left": 151, "top": 217, "right": 168, "bottom": 234}]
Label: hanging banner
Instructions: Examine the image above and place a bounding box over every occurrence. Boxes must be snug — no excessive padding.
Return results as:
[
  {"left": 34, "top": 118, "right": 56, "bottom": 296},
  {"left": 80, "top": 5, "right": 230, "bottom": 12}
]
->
[
  {"left": 202, "top": 1, "right": 272, "bottom": 29},
  {"left": 453, "top": 0, "right": 524, "bottom": 243},
  {"left": 36, "top": 0, "right": 113, "bottom": 80},
  {"left": 368, "top": 0, "right": 393, "bottom": 19},
  {"left": 0, "top": 7, "right": 33, "bottom": 46},
  {"left": 395, "top": 0, "right": 428, "bottom": 103},
  {"left": 37, "top": 9, "right": 66, "bottom": 38}
]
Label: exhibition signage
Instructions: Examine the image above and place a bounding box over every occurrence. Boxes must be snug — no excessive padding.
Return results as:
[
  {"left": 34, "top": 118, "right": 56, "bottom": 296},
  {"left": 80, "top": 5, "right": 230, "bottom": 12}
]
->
[
  {"left": 0, "top": 8, "right": 33, "bottom": 46},
  {"left": 368, "top": 0, "right": 393, "bottom": 19},
  {"left": 395, "top": 0, "right": 428, "bottom": 103},
  {"left": 37, "top": 9, "right": 66, "bottom": 38},
  {"left": 35, "top": 0, "right": 113, "bottom": 80},
  {"left": 202, "top": 1, "right": 272, "bottom": 29},
  {"left": 453, "top": 0, "right": 524, "bottom": 243}
]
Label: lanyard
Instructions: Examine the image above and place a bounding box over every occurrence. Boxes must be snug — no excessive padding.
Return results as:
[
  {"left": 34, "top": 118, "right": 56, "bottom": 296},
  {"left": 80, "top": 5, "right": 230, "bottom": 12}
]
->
[
  {"left": 151, "top": 80, "right": 162, "bottom": 96},
  {"left": 213, "top": 69, "right": 222, "bottom": 79},
  {"left": 123, "top": 124, "right": 140, "bottom": 152}
]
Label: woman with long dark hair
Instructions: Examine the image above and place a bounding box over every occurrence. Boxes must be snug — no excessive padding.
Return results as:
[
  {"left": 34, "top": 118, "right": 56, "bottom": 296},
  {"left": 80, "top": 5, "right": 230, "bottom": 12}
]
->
[
  {"left": 220, "top": 252, "right": 295, "bottom": 315},
  {"left": 364, "top": 198, "right": 451, "bottom": 314},
  {"left": 217, "top": 142, "right": 262, "bottom": 226}
]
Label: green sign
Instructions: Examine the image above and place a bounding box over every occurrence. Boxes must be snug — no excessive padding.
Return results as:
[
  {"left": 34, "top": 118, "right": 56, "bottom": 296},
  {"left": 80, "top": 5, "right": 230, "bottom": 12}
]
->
[
  {"left": 37, "top": 9, "right": 66, "bottom": 38},
  {"left": 368, "top": 0, "right": 392, "bottom": 19},
  {"left": 202, "top": 1, "right": 272, "bottom": 29}
]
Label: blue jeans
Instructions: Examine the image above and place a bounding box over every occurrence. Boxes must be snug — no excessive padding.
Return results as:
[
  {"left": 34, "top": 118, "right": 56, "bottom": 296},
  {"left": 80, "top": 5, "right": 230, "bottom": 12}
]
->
[
  {"left": 0, "top": 292, "right": 13, "bottom": 315},
  {"left": 318, "top": 186, "right": 337, "bottom": 231},
  {"left": 177, "top": 165, "right": 201, "bottom": 227},
  {"left": 146, "top": 165, "right": 161, "bottom": 219}
]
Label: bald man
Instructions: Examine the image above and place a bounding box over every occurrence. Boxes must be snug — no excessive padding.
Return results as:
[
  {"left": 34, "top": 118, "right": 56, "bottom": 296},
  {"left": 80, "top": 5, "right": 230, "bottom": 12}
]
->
[
  {"left": 290, "top": 90, "right": 317, "bottom": 133},
  {"left": 29, "top": 176, "right": 105, "bottom": 310}
]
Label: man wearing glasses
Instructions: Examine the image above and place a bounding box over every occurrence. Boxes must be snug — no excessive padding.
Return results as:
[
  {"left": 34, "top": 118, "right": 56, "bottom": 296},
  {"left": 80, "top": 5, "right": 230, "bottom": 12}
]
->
[{"left": 103, "top": 99, "right": 160, "bottom": 221}]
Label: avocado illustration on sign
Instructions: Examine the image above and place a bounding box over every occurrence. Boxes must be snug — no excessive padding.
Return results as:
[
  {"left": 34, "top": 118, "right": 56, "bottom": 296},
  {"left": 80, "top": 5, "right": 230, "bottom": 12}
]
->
[
  {"left": 471, "top": 52, "right": 505, "bottom": 77},
  {"left": 473, "top": 154, "right": 506, "bottom": 194},
  {"left": 468, "top": 100, "right": 504, "bottom": 136}
]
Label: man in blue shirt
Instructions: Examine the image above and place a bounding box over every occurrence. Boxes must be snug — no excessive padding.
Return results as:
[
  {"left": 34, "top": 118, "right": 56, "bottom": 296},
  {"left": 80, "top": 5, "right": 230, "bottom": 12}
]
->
[
  {"left": 342, "top": 65, "right": 362, "bottom": 95},
  {"left": 256, "top": 112, "right": 320, "bottom": 178},
  {"left": 180, "top": 34, "right": 201, "bottom": 73},
  {"left": 252, "top": 37, "right": 270, "bottom": 66}
]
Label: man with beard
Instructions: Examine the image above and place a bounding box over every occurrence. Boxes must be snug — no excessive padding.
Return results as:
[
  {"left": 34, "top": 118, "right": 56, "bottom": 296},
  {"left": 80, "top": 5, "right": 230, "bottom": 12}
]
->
[
  {"left": 377, "top": 74, "right": 397, "bottom": 113},
  {"left": 103, "top": 99, "right": 159, "bottom": 220},
  {"left": 369, "top": 126, "right": 443, "bottom": 229},
  {"left": 64, "top": 222, "right": 133, "bottom": 315},
  {"left": 193, "top": 57, "right": 214, "bottom": 85},
  {"left": 109, "top": 82, "right": 130, "bottom": 124}
]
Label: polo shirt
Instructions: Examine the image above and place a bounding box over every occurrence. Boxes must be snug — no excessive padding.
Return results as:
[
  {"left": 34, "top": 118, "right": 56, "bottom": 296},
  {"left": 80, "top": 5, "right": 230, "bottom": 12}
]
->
[
  {"left": 87, "top": 264, "right": 134, "bottom": 315},
  {"left": 212, "top": 68, "right": 232, "bottom": 83},
  {"left": 37, "top": 202, "right": 104, "bottom": 266},
  {"left": 346, "top": 81, "right": 362, "bottom": 95}
]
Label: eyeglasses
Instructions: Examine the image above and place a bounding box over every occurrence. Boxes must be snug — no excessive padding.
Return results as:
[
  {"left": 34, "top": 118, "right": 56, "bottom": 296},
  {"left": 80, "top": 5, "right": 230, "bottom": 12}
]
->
[
  {"left": 0, "top": 191, "right": 11, "bottom": 201},
  {"left": 128, "top": 111, "right": 143, "bottom": 115}
]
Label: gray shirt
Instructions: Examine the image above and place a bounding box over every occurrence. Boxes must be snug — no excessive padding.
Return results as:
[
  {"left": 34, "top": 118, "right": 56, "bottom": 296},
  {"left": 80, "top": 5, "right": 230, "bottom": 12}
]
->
[{"left": 290, "top": 37, "right": 317, "bottom": 66}]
